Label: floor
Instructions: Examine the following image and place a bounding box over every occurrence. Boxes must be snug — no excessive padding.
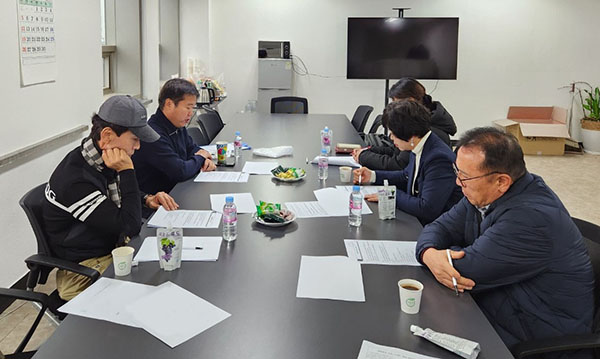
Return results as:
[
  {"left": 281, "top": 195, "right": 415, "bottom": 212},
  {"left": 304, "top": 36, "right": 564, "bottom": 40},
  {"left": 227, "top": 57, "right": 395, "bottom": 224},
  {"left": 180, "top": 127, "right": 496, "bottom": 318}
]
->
[{"left": 1, "top": 153, "right": 598, "bottom": 355}]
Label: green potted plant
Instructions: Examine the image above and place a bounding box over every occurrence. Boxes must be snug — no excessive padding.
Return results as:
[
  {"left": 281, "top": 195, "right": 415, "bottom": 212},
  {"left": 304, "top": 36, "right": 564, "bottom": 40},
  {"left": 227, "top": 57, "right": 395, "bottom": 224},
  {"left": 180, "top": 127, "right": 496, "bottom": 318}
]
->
[{"left": 580, "top": 85, "right": 600, "bottom": 154}]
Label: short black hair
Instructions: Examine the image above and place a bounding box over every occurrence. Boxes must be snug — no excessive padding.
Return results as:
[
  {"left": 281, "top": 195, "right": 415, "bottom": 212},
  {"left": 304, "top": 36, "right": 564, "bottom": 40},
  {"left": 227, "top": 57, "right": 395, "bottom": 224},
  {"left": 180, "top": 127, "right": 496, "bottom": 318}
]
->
[
  {"left": 158, "top": 78, "right": 200, "bottom": 110},
  {"left": 456, "top": 127, "right": 527, "bottom": 181},
  {"left": 89, "top": 114, "right": 128, "bottom": 142},
  {"left": 388, "top": 77, "right": 434, "bottom": 111},
  {"left": 382, "top": 100, "right": 431, "bottom": 141}
]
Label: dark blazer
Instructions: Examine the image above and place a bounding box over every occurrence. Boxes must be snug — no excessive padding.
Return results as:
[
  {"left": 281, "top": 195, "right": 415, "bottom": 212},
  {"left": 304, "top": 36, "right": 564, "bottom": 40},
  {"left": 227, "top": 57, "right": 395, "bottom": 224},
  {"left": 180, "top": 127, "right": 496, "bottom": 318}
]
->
[{"left": 374, "top": 132, "right": 462, "bottom": 225}]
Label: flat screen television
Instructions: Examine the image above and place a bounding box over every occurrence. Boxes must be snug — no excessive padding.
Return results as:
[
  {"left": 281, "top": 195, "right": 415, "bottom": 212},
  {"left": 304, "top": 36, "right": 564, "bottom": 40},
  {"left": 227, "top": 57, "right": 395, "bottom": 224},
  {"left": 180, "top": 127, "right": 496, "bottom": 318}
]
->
[{"left": 347, "top": 17, "right": 459, "bottom": 80}]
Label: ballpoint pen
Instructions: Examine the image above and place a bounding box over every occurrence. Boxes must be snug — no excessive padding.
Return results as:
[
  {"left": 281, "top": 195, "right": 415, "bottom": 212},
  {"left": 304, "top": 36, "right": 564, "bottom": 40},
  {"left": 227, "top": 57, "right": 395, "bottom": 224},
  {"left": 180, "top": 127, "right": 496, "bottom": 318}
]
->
[
  {"left": 446, "top": 249, "right": 459, "bottom": 296},
  {"left": 183, "top": 247, "right": 203, "bottom": 250}
]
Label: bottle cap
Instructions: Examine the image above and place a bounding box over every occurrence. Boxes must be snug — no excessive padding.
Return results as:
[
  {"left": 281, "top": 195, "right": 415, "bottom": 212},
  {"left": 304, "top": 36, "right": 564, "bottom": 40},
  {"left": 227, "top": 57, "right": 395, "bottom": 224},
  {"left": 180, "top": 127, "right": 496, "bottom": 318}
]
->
[
  {"left": 235, "top": 131, "right": 240, "bottom": 136},
  {"left": 324, "top": 126, "right": 329, "bottom": 132},
  {"left": 353, "top": 185, "right": 360, "bottom": 192},
  {"left": 225, "top": 196, "right": 234, "bottom": 203},
  {"left": 321, "top": 148, "right": 327, "bottom": 154}
]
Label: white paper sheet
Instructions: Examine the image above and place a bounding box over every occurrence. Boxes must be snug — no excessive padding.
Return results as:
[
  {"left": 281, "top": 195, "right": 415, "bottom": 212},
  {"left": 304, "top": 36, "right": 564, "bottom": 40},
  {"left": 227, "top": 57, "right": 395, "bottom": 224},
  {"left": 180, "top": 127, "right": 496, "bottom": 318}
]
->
[
  {"left": 241, "top": 161, "right": 279, "bottom": 175},
  {"left": 146, "top": 207, "right": 222, "bottom": 228},
  {"left": 311, "top": 156, "right": 360, "bottom": 167},
  {"left": 134, "top": 237, "right": 223, "bottom": 262},
  {"left": 194, "top": 171, "right": 250, "bottom": 183},
  {"left": 126, "top": 281, "right": 231, "bottom": 348},
  {"left": 200, "top": 143, "right": 233, "bottom": 158},
  {"left": 357, "top": 340, "right": 439, "bottom": 359},
  {"left": 284, "top": 201, "right": 330, "bottom": 218},
  {"left": 313, "top": 188, "right": 372, "bottom": 216},
  {"left": 296, "top": 256, "right": 365, "bottom": 302},
  {"left": 210, "top": 193, "right": 256, "bottom": 213},
  {"left": 344, "top": 240, "right": 421, "bottom": 266},
  {"left": 336, "top": 185, "right": 384, "bottom": 196}
]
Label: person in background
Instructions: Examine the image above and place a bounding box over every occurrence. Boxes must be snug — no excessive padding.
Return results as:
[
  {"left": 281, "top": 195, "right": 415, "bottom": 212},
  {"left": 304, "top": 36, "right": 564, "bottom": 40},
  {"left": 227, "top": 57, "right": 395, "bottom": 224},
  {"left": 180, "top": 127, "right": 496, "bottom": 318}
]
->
[
  {"left": 353, "top": 100, "right": 462, "bottom": 225},
  {"left": 353, "top": 77, "right": 457, "bottom": 170},
  {"left": 416, "top": 127, "right": 594, "bottom": 358},
  {"left": 132, "top": 78, "right": 216, "bottom": 195}
]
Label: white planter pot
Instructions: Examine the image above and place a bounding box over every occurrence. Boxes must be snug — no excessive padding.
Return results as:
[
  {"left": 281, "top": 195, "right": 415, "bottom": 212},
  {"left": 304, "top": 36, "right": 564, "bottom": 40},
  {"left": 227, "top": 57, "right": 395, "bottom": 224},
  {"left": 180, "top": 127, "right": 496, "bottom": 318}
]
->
[{"left": 581, "top": 128, "right": 600, "bottom": 154}]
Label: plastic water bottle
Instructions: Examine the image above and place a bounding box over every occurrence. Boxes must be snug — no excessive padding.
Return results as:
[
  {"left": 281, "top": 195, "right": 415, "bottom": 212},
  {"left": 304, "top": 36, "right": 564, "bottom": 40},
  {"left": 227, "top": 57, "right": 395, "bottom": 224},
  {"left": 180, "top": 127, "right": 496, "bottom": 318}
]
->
[
  {"left": 234, "top": 131, "right": 242, "bottom": 158},
  {"left": 222, "top": 196, "right": 238, "bottom": 242},
  {"left": 320, "top": 126, "right": 332, "bottom": 154},
  {"left": 318, "top": 148, "right": 328, "bottom": 180},
  {"left": 349, "top": 185, "right": 363, "bottom": 227}
]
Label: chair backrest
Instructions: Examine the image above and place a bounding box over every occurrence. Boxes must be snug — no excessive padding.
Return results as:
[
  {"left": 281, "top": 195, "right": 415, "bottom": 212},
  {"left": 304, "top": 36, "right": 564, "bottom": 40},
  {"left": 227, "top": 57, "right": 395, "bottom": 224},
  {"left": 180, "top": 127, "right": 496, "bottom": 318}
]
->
[
  {"left": 188, "top": 126, "right": 210, "bottom": 146},
  {"left": 197, "top": 110, "right": 224, "bottom": 143},
  {"left": 351, "top": 105, "right": 374, "bottom": 133},
  {"left": 270, "top": 96, "right": 308, "bottom": 114},
  {"left": 573, "top": 218, "right": 600, "bottom": 319},
  {"left": 368, "top": 114, "right": 383, "bottom": 134},
  {"left": 19, "top": 184, "right": 53, "bottom": 258}
]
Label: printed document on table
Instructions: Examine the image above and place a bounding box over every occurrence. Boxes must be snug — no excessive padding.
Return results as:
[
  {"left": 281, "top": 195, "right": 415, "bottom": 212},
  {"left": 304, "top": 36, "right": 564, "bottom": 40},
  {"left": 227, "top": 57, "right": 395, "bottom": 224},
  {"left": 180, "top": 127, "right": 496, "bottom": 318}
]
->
[
  {"left": 336, "top": 185, "right": 384, "bottom": 196},
  {"left": 311, "top": 156, "right": 360, "bottom": 167},
  {"left": 344, "top": 240, "right": 421, "bottom": 266},
  {"left": 357, "top": 340, "right": 439, "bottom": 359},
  {"left": 241, "top": 161, "right": 279, "bottom": 175},
  {"left": 284, "top": 201, "right": 330, "bottom": 218},
  {"left": 194, "top": 171, "right": 250, "bottom": 183},
  {"left": 313, "top": 188, "right": 373, "bottom": 216},
  {"left": 126, "top": 281, "right": 231, "bottom": 348},
  {"left": 134, "top": 237, "right": 223, "bottom": 262},
  {"left": 147, "top": 207, "right": 222, "bottom": 228},
  {"left": 296, "top": 256, "right": 365, "bottom": 302},
  {"left": 210, "top": 192, "right": 256, "bottom": 213}
]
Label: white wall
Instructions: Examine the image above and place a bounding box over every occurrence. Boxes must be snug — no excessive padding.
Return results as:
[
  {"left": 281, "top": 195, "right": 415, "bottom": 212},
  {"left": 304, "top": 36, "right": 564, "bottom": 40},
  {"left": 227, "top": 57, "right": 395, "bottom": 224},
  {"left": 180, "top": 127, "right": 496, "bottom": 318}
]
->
[
  {"left": 179, "top": 0, "right": 210, "bottom": 79},
  {"left": 142, "top": 0, "right": 161, "bottom": 115},
  {"left": 0, "top": 1, "right": 103, "bottom": 287},
  {"left": 206, "top": 0, "right": 600, "bottom": 139}
]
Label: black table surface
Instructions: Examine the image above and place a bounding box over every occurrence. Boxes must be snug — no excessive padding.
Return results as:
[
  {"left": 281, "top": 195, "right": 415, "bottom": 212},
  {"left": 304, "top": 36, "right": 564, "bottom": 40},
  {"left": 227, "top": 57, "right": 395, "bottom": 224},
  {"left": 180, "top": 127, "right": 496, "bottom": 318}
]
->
[{"left": 33, "top": 113, "right": 513, "bottom": 359}]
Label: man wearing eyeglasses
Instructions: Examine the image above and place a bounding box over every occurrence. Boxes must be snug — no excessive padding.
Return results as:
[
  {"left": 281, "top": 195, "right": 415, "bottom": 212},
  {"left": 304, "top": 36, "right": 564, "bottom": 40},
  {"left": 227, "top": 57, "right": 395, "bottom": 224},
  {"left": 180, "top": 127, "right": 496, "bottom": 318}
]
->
[{"left": 416, "top": 127, "right": 594, "bottom": 357}]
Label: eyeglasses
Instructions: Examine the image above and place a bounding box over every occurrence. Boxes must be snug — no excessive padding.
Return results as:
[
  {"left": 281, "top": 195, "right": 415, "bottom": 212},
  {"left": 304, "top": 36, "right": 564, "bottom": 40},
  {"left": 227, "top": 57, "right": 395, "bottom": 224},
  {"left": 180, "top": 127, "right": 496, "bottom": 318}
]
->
[{"left": 453, "top": 163, "right": 500, "bottom": 187}]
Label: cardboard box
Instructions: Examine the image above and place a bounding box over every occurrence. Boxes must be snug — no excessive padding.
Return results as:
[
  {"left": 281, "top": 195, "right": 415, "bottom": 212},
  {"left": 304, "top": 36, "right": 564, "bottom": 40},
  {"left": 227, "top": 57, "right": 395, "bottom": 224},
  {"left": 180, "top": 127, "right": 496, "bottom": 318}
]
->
[{"left": 493, "top": 106, "right": 570, "bottom": 155}]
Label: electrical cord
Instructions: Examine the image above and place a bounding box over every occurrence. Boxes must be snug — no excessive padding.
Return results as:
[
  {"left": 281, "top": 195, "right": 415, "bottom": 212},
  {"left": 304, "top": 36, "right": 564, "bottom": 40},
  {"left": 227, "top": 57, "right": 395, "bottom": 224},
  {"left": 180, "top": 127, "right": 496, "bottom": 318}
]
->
[{"left": 290, "top": 54, "right": 345, "bottom": 79}]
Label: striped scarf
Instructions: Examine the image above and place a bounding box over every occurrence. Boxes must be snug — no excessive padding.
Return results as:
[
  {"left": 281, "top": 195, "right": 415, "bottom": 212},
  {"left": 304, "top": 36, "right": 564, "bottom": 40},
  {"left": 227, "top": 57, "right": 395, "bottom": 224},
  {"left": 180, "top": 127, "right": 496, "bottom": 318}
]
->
[{"left": 80, "top": 138, "right": 121, "bottom": 208}]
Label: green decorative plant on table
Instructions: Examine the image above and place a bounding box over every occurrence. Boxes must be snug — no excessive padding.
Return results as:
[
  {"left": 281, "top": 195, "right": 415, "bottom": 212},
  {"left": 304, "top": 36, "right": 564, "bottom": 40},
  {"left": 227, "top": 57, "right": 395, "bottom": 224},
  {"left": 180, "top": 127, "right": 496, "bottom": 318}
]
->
[{"left": 579, "top": 85, "right": 600, "bottom": 153}]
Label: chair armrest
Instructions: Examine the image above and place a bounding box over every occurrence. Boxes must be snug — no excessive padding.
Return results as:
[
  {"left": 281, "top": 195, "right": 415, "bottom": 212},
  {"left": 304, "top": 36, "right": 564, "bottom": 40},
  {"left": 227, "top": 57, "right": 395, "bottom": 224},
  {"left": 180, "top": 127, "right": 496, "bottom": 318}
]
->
[
  {"left": 0, "top": 288, "right": 49, "bottom": 306},
  {"left": 25, "top": 254, "right": 101, "bottom": 282},
  {"left": 512, "top": 334, "right": 600, "bottom": 358}
]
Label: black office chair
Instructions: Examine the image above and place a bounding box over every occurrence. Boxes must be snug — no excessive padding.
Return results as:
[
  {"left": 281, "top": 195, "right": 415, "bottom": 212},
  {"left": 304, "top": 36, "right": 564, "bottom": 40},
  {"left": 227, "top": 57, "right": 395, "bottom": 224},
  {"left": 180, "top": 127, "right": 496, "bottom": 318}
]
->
[
  {"left": 188, "top": 126, "right": 210, "bottom": 146},
  {"left": 0, "top": 288, "right": 50, "bottom": 359},
  {"left": 512, "top": 217, "right": 600, "bottom": 358},
  {"left": 367, "top": 114, "right": 383, "bottom": 134},
  {"left": 19, "top": 184, "right": 100, "bottom": 319},
  {"left": 270, "top": 96, "right": 308, "bottom": 114},
  {"left": 197, "top": 109, "right": 225, "bottom": 143},
  {"left": 350, "top": 105, "right": 374, "bottom": 133}
]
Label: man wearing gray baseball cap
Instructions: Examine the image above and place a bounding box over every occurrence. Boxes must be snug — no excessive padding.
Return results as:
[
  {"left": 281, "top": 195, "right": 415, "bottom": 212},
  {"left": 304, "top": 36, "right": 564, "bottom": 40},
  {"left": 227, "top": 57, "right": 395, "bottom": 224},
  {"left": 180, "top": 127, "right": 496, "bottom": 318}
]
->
[{"left": 42, "top": 95, "right": 179, "bottom": 301}]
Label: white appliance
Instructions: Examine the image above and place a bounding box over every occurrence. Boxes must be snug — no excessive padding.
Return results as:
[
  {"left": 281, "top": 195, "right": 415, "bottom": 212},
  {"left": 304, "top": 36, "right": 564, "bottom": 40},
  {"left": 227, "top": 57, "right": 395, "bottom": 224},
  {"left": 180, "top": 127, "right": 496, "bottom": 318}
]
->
[{"left": 257, "top": 58, "right": 292, "bottom": 113}]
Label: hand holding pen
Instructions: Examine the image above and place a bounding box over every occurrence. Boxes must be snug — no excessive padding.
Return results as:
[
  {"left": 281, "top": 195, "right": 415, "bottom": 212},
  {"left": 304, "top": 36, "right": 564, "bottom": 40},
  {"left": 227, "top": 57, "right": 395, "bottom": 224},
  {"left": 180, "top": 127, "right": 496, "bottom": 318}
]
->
[
  {"left": 447, "top": 249, "right": 460, "bottom": 296},
  {"left": 421, "top": 248, "right": 475, "bottom": 294}
]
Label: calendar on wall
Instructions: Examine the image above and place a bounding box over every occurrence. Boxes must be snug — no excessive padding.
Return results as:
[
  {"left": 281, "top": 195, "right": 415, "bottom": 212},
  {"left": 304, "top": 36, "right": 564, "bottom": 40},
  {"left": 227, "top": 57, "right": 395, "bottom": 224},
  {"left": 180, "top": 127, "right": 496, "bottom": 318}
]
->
[{"left": 17, "top": 0, "right": 57, "bottom": 86}]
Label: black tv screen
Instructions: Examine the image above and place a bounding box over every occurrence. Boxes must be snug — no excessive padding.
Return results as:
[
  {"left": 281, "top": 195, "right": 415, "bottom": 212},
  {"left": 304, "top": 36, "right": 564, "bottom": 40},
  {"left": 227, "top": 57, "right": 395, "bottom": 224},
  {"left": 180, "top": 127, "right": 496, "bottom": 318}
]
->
[{"left": 347, "top": 17, "right": 459, "bottom": 80}]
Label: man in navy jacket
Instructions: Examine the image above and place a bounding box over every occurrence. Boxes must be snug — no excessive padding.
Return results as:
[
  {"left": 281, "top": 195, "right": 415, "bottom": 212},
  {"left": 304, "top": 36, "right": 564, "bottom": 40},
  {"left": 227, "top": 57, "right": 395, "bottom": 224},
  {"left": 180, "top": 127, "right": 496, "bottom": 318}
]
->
[
  {"left": 133, "top": 78, "right": 216, "bottom": 194},
  {"left": 416, "top": 127, "right": 594, "bottom": 358}
]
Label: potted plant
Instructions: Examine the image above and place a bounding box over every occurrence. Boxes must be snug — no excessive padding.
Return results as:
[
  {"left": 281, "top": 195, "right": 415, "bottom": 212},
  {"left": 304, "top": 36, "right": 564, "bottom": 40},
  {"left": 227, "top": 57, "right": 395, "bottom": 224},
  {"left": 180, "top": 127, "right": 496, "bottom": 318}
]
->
[{"left": 580, "top": 85, "right": 600, "bottom": 154}]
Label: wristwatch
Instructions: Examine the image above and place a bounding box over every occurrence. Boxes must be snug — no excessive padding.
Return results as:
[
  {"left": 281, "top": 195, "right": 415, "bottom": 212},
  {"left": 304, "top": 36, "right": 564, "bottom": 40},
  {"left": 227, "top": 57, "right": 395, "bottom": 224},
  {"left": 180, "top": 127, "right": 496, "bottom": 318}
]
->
[{"left": 143, "top": 194, "right": 150, "bottom": 207}]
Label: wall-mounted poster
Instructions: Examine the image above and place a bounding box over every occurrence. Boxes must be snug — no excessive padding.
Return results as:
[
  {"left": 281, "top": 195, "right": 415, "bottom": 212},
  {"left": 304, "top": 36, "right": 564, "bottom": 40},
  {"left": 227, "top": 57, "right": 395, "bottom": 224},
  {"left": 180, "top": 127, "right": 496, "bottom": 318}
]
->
[{"left": 17, "top": 0, "right": 57, "bottom": 86}]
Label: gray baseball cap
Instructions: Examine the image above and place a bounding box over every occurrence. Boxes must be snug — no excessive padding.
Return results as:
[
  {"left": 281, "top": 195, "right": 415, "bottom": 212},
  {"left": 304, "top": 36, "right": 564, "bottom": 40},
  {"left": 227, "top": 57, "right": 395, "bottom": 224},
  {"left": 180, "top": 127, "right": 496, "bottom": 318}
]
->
[{"left": 97, "top": 95, "right": 160, "bottom": 142}]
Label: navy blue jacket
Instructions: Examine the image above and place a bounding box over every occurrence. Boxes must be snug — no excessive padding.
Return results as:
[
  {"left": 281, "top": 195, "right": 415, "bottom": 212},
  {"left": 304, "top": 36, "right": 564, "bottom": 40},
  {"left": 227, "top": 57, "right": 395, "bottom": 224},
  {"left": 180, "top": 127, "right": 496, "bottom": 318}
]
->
[
  {"left": 374, "top": 132, "right": 462, "bottom": 225},
  {"left": 132, "top": 109, "right": 206, "bottom": 194},
  {"left": 416, "top": 173, "right": 594, "bottom": 352}
]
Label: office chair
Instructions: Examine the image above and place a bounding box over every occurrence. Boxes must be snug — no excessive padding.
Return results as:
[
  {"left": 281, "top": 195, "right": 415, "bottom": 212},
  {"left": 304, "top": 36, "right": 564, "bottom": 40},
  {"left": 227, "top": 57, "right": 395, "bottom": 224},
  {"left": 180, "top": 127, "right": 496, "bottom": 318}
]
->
[
  {"left": 512, "top": 217, "right": 600, "bottom": 358},
  {"left": 188, "top": 126, "right": 210, "bottom": 146},
  {"left": 367, "top": 114, "right": 383, "bottom": 134},
  {"left": 0, "top": 288, "right": 49, "bottom": 359},
  {"left": 19, "top": 184, "right": 100, "bottom": 320},
  {"left": 197, "top": 109, "right": 225, "bottom": 143},
  {"left": 270, "top": 96, "right": 308, "bottom": 114},
  {"left": 350, "top": 105, "right": 373, "bottom": 133}
]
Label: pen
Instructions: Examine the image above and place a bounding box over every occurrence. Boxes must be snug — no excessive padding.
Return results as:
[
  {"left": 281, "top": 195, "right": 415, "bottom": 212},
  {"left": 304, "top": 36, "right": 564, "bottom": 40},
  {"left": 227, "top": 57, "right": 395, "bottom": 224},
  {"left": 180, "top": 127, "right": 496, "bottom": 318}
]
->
[
  {"left": 358, "top": 173, "right": 362, "bottom": 185},
  {"left": 446, "top": 249, "right": 459, "bottom": 296},
  {"left": 183, "top": 247, "right": 203, "bottom": 250}
]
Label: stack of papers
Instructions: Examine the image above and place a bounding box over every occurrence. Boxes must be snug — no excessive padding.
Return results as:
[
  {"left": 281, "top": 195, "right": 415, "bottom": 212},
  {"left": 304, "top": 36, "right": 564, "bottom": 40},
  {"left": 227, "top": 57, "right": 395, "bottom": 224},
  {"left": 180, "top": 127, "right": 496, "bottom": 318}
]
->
[
  {"left": 357, "top": 340, "right": 439, "bottom": 359},
  {"left": 296, "top": 256, "right": 365, "bottom": 302},
  {"left": 194, "top": 171, "right": 249, "bottom": 183},
  {"left": 58, "top": 278, "right": 231, "bottom": 348},
  {"left": 241, "top": 161, "right": 279, "bottom": 175},
  {"left": 134, "top": 236, "right": 223, "bottom": 262},
  {"left": 311, "top": 156, "right": 360, "bottom": 167},
  {"left": 285, "top": 188, "right": 373, "bottom": 218},
  {"left": 336, "top": 185, "right": 384, "bottom": 196},
  {"left": 344, "top": 240, "right": 421, "bottom": 266},
  {"left": 147, "top": 207, "right": 222, "bottom": 228},
  {"left": 210, "top": 192, "right": 256, "bottom": 213}
]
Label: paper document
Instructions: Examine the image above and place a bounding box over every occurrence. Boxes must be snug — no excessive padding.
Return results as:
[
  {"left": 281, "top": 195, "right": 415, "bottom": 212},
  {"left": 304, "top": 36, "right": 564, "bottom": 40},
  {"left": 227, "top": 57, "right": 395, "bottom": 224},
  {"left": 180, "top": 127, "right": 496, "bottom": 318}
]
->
[
  {"left": 200, "top": 143, "right": 233, "bottom": 158},
  {"left": 126, "top": 281, "right": 231, "bottom": 348},
  {"left": 344, "top": 240, "right": 421, "bottom": 266},
  {"left": 194, "top": 171, "right": 249, "bottom": 183},
  {"left": 147, "top": 207, "right": 221, "bottom": 228},
  {"left": 296, "top": 256, "right": 365, "bottom": 302},
  {"left": 311, "top": 156, "right": 360, "bottom": 167},
  {"left": 284, "top": 201, "right": 330, "bottom": 218},
  {"left": 242, "top": 161, "right": 279, "bottom": 174},
  {"left": 336, "top": 185, "right": 384, "bottom": 196},
  {"left": 210, "top": 192, "right": 256, "bottom": 213},
  {"left": 411, "top": 325, "right": 480, "bottom": 359},
  {"left": 313, "top": 188, "right": 372, "bottom": 216},
  {"left": 134, "top": 236, "right": 222, "bottom": 262},
  {"left": 357, "top": 340, "right": 439, "bottom": 359}
]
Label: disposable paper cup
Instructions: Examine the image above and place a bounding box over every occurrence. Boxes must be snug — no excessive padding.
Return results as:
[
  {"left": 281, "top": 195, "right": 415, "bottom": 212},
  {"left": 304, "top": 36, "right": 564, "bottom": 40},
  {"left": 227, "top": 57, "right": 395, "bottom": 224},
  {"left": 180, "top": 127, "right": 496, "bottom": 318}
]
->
[
  {"left": 398, "top": 279, "right": 424, "bottom": 314},
  {"left": 112, "top": 246, "right": 135, "bottom": 276},
  {"left": 339, "top": 166, "right": 352, "bottom": 182},
  {"left": 216, "top": 141, "right": 228, "bottom": 164}
]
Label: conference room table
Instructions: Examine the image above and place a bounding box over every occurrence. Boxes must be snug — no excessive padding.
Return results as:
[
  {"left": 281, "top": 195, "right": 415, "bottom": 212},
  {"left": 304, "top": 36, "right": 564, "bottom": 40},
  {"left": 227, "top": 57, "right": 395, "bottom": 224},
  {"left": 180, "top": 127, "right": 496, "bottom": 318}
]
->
[{"left": 33, "top": 113, "right": 513, "bottom": 359}]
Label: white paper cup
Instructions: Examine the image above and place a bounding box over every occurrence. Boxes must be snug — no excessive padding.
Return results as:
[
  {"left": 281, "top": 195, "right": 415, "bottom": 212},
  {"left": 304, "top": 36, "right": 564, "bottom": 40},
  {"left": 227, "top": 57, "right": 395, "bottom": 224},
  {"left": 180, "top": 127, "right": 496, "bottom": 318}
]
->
[
  {"left": 339, "top": 166, "right": 352, "bottom": 182},
  {"left": 398, "top": 279, "right": 424, "bottom": 314},
  {"left": 112, "top": 246, "right": 135, "bottom": 276}
]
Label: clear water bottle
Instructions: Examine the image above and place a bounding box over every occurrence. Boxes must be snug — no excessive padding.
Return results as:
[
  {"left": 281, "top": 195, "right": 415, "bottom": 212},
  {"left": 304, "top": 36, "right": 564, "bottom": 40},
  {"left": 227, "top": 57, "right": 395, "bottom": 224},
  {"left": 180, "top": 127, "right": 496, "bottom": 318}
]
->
[
  {"left": 234, "top": 131, "right": 242, "bottom": 158},
  {"left": 320, "top": 126, "right": 332, "bottom": 154},
  {"left": 349, "top": 185, "right": 363, "bottom": 227},
  {"left": 318, "top": 148, "right": 328, "bottom": 180},
  {"left": 222, "top": 196, "right": 238, "bottom": 242}
]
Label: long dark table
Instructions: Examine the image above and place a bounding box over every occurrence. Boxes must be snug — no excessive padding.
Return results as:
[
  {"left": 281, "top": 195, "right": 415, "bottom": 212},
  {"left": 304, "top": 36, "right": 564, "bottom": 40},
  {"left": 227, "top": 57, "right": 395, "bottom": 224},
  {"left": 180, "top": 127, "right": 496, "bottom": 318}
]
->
[{"left": 33, "top": 113, "right": 513, "bottom": 359}]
